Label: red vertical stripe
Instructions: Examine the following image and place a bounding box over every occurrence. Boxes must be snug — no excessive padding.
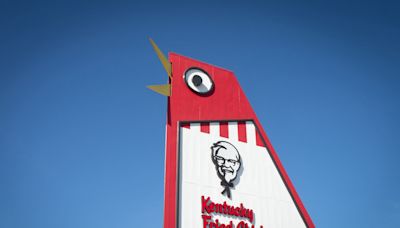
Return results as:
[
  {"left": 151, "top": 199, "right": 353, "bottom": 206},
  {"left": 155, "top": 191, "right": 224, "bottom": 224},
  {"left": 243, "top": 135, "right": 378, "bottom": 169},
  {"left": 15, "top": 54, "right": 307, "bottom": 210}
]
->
[
  {"left": 255, "top": 129, "right": 264, "bottom": 147},
  {"left": 181, "top": 123, "right": 190, "bottom": 129},
  {"left": 238, "top": 121, "right": 247, "bottom": 142},
  {"left": 200, "top": 122, "right": 210, "bottom": 133},
  {"left": 219, "top": 122, "right": 229, "bottom": 138}
]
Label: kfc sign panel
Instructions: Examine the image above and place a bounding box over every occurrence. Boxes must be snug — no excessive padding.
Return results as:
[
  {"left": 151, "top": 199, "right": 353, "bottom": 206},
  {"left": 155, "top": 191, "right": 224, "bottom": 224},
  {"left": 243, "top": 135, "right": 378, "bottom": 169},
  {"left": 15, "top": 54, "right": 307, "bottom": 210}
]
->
[
  {"left": 147, "top": 40, "right": 314, "bottom": 228},
  {"left": 178, "top": 121, "right": 306, "bottom": 228}
]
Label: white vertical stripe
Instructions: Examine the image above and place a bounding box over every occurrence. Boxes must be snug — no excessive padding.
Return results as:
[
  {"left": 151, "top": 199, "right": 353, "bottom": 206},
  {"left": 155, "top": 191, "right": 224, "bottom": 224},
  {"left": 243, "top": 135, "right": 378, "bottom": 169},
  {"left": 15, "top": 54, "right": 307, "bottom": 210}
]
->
[
  {"left": 190, "top": 122, "right": 200, "bottom": 131},
  {"left": 228, "top": 121, "right": 238, "bottom": 141},
  {"left": 246, "top": 121, "right": 256, "bottom": 145},
  {"left": 209, "top": 122, "right": 219, "bottom": 138}
]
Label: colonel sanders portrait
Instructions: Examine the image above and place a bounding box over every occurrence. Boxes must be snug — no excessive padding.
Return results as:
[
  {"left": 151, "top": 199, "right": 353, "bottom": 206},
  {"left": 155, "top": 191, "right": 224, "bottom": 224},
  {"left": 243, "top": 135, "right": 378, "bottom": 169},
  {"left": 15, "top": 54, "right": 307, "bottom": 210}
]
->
[{"left": 211, "top": 141, "right": 242, "bottom": 198}]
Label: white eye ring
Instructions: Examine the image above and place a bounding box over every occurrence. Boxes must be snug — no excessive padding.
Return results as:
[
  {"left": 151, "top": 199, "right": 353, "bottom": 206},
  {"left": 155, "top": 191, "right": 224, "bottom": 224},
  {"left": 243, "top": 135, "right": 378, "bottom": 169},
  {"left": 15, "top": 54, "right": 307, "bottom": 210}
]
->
[{"left": 184, "top": 68, "right": 214, "bottom": 95}]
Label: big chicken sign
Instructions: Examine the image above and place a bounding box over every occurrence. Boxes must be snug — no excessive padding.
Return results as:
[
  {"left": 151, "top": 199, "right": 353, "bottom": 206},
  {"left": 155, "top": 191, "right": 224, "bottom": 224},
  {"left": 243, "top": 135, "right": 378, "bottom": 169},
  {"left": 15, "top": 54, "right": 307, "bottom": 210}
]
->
[{"left": 147, "top": 39, "right": 315, "bottom": 228}]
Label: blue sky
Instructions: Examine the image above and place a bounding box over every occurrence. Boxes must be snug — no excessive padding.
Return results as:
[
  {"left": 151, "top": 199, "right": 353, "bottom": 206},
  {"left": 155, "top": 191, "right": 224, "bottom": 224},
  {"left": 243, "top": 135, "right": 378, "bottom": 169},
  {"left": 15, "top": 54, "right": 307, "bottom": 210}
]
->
[{"left": 1, "top": 1, "right": 399, "bottom": 227}]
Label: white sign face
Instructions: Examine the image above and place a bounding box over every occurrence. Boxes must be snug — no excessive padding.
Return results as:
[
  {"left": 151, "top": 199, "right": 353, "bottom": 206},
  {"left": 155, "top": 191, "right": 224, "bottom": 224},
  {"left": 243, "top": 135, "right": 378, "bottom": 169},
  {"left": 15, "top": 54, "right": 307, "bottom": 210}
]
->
[{"left": 178, "top": 121, "right": 306, "bottom": 228}]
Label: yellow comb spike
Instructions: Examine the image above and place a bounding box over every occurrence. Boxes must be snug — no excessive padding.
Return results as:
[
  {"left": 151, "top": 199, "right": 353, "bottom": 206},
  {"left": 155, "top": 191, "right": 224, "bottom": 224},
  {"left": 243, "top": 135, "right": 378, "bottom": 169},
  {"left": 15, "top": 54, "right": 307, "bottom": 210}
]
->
[
  {"left": 147, "top": 84, "right": 171, "bottom": 96},
  {"left": 149, "top": 38, "right": 172, "bottom": 79}
]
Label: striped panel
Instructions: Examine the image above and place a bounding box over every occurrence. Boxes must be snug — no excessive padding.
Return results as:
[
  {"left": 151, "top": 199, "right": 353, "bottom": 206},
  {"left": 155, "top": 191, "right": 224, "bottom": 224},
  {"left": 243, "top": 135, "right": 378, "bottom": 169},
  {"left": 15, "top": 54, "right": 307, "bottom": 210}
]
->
[{"left": 184, "top": 121, "right": 265, "bottom": 147}]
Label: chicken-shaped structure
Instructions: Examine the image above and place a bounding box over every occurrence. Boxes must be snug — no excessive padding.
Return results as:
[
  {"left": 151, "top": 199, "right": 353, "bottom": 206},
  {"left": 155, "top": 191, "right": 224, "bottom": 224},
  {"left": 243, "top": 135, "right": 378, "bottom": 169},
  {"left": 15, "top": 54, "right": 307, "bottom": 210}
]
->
[{"left": 148, "top": 39, "right": 315, "bottom": 228}]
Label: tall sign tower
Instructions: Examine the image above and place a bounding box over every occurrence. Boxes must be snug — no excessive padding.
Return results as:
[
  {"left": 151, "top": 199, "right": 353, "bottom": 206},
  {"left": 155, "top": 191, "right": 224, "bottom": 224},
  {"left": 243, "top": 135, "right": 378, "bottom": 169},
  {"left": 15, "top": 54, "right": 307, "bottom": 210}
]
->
[{"left": 148, "top": 39, "right": 315, "bottom": 228}]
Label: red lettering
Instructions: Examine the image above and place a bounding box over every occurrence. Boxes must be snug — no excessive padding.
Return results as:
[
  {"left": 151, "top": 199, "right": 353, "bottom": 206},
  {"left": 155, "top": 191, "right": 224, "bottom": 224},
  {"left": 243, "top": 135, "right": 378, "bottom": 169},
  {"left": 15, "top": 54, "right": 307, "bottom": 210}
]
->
[
  {"left": 248, "top": 210, "right": 254, "bottom": 223},
  {"left": 228, "top": 206, "right": 234, "bottom": 215},
  {"left": 237, "top": 221, "right": 246, "bottom": 228},
  {"left": 202, "top": 215, "right": 211, "bottom": 228},
  {"left": 202, "top": 196, "right": 210, "bottom": 213},
  {"left": 201, "top": 196, "right": 255, "bottom": 224},
  {"left": 234, "top": 207, "right": 240, "bottom": 216},
  {"left": 240, "top": 204, "right": 246, "bottom": 217},
  {"left": 217, "top": 203, "right": 224, "bottom": 214},
  {"left": 223, "top": 202, "right": 228, "bottom": 214},
  {"left": 215, "top": 219, "right": 220, "bottom": 228}
]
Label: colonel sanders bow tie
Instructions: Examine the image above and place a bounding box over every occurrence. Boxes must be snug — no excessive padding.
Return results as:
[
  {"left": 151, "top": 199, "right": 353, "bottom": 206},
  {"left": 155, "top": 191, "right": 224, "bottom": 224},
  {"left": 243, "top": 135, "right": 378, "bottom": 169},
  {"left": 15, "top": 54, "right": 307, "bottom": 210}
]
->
[{"left": 221, "top": 180, "right": 234, "bottom": 198}]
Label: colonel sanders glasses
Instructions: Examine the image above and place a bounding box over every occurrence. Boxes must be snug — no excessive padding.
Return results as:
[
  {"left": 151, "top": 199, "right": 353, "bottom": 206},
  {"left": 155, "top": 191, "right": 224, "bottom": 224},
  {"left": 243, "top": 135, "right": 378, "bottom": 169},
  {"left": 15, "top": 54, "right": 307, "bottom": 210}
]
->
[{"left": 213, "top": 155, "right": 240, "bottom": 166}]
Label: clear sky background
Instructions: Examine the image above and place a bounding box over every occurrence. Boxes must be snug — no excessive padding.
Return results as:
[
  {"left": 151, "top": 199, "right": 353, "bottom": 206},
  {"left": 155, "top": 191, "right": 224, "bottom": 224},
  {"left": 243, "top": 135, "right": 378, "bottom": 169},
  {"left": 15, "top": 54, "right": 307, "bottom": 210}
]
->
[{"left": 1, "top": 1, "right": 399, "bottom": 227}]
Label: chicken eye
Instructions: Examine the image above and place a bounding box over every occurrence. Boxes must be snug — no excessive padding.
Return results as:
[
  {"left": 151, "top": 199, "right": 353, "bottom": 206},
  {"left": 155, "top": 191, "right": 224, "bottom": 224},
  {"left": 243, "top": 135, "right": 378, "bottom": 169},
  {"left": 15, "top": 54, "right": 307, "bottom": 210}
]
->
[{"left": 184, "top": 68, "right": 214, "bottom": 95}]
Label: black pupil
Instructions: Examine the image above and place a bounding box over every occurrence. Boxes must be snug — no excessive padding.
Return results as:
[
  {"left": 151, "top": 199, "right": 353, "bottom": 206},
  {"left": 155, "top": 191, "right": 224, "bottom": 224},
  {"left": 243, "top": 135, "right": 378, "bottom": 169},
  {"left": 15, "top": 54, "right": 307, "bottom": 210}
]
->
[{"left": 192, "top": 75, "right": 203, "bottom": 86}]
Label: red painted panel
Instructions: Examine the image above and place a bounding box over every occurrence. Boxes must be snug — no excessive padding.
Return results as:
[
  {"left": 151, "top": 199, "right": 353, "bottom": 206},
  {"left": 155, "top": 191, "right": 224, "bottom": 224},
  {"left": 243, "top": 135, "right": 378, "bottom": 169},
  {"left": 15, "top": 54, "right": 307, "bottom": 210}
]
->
[
  {"left": 219, "top": 122, "right": 229, "bottom": 138},
  {"left": 256, "top": 129, "right": 264, "bottom": 147},
  {"left": 200, "top": 122, "right": 210, "bottom": 133},
  {"left": 238, "top": 121, "right": 247, "bottom": 142}
]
